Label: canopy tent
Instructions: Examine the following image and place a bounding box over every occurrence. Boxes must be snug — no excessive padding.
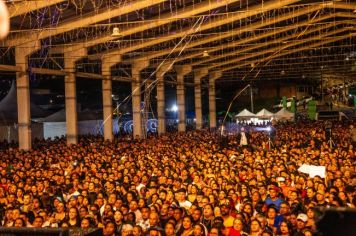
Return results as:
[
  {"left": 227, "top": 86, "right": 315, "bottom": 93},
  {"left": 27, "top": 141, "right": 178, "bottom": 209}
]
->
[
  {"left": 0, "top": 82, "right": 47, "bottom": 142},
  {"left": 274, "top": 108, "right": 295, "bottom": 121},
  {"left": 38, "top": 109, "right": 103, "bottom": 139},
  {"left": 38, "top": 108, "right": 102, "bottom": 122},
  {"left": 0, "top": 82, "right": 47, "bottom": 141},
  {"left": 235, "top": 109, "right": 255, "bottom": 119},
  {"left": 0, "top": 81, "right": 48, "bottom": 122},
  {"left": 255, "top": 108, "right": 274, "bottom": 119}
]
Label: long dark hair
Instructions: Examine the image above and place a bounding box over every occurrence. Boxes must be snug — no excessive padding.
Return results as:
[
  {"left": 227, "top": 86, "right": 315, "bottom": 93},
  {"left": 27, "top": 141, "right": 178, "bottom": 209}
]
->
[{"left": 278, "top": 219, "right": 295, "bottom": 235}]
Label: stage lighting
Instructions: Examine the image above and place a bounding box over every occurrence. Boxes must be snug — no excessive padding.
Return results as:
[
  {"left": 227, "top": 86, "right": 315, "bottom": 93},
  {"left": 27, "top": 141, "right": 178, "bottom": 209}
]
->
[{"left": 171, "top": 105, "right": 178, "bottom": 112}]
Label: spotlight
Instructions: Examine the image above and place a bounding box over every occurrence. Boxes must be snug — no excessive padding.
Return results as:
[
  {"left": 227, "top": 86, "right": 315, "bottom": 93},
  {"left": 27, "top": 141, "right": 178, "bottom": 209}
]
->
[
  {"left": 266, "top": 126, "right": 272, "bottom": 132},
  {"left": 171, "top": 105, "right": 178, "bottom": 112}
]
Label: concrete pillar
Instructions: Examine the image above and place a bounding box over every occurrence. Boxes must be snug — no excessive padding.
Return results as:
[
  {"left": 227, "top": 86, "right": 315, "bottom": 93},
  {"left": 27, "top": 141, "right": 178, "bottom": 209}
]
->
[
  {"left": 175, "top": 65, "right": 192, "bottom": 132},
  {"left": 209, "top": 71, "right": 222, "bottom": 130},
  {"left": 15, "top": 41, "right": 40, "bottom": 150},
  {"left": 194, "top": 69, "right": 208, "bottom": 130},
  {"left": 64, "top": 72, "right": 78, "bottom": 145},
  {"left": 64, "top": 49, "right": 86, "bottom": 145},
  {"left": 102, "top": 79, "right": 113, "bottom": 141},
  {"left": 132, "top": 60, "right": 149, "bottom": 139},
  {"left": 156, "top": 63, "right": 172, "bottom": 135},
  {"left": 102, "top": 56, "right": 121, "bottom": 141}
]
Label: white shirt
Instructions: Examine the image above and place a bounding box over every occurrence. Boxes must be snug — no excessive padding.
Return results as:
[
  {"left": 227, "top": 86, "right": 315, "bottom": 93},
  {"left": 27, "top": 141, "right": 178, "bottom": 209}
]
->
[
  {"left": 179, "top": 200, "right": 192, "bottom": 210},
  {"left": 240, "top": 132, "right": 248, "bottom": 146}
]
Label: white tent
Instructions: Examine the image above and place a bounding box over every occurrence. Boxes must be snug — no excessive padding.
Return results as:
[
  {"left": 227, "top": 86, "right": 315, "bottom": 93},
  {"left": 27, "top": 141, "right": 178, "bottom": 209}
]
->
[
  {"left": 235, "top": 109, "right": 255, "bottom": 119},
  {"left": 274, "top": 108, "right": 295, "bottom": 121},
  {"left": 40, "top": 109, "right": 104, "bottom": 139},
  {"left": 255, "top": 108, "right": 274, "bottom": 119}
]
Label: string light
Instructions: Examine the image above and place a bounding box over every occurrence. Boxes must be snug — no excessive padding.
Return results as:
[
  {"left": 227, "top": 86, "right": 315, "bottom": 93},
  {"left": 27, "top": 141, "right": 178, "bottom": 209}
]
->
[{"left": 0, "top": 1, "right": 354, "bottom": 86}]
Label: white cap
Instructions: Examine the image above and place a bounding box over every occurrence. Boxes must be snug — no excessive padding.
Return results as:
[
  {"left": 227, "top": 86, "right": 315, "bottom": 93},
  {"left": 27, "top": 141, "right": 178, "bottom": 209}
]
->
[{"left": 297, "top": 213, "right": 308, "bottom": 222}]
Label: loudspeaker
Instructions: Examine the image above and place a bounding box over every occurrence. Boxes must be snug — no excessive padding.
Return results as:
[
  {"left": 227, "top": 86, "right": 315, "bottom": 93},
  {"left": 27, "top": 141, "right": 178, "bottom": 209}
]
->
[
  {"left": 314, "top": 207, "right": 356, "bottom": 236},
  {"left": 69, "top": 228, "right": 103, "bottom": 236},
  {"left": 0, "top": 227, "right": 69, "bottom": 236},
  {"left": 0, "top": 227, "right": 102, "bottom": 236}
]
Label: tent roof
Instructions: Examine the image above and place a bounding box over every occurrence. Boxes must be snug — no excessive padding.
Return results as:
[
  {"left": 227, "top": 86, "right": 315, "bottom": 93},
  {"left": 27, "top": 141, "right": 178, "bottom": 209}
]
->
[
  {"left": 275, "top": 108, "right": 295, "bottom": 117},
  {"left": 40, "top": 108, "right": 102, "bottom": 122},
  {"left": 0, "top": 82, "right": 48, "bottom": 120},
  {"left": 274, "top": 108, "right": 295, "bottom": 120},
  {"left": 235, "top": 109, "right": 255, "bottom": 117},
  {"left": 255, "top": 108, "right": 274, "bottom": 117}
]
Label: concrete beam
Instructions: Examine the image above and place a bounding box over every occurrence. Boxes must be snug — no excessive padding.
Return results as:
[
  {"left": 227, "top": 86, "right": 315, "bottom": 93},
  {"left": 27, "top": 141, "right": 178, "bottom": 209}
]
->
[
  {"left": 63, "top": 48, "right": 87, "bottom": 73},
  {"left": 156, "top": 62, "right": 173, "bottom": 78},
  {"left": 331, "top": 1, "right": 356, "bottom": 10},
  {"left": 194, "top": 68, "right": 209, "bottom": 80},
  {"left": 209, "top": 71, "right": 222, "bottom": 81},
  {"left": 192, "top": 18, "right": 345, "bottom": 67},
  {"left": 50, "top": 0, "right": 239, "bottom": 54},
  {"left": 135, "top": 2, "right": 323, "bottom": 63},
  {"left": 207, "top": 23, "right": 348, "bottom": 70},
  {"left": 175, "top": 65, "right": 192, "bottom": 76},
  {"left": 132, "top": 60, "right": 150, "bottom": 75},
  {"left": 212, "top": 27, "right": 350, "bottom": 71},
  {"left": 0, "top": 64, "right": 22, "bottom": 72},
  {"left": 8, "top": 0, "right": 65, "bottom": 17},
  {"left": 222, "top": 34, "right": 354, "bottom": 73},
  {"left": 97, "top": 0, "right": 301, "bottom": 59},
  {"left": 31, "top": 67, "right": 66, "bottom": 76},
  {"left": 102, "top": 55, "right": 122, "bottom": 76},
  {"left": 7, "top": 0, "right": 165, "bottom": 47}
]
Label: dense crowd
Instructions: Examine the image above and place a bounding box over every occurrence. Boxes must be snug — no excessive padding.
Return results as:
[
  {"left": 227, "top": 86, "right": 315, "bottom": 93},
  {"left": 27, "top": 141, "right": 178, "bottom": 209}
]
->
[{"left": 0, "top": 120, "right": 354, "bottom": 236}]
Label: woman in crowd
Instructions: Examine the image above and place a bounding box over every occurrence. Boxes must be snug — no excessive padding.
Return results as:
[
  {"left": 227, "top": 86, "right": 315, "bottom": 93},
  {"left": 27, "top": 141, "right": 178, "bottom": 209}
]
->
[
  {"left": 176, "top": 215, "right": 194, "bottom": 236},
  {"left": 278, "top": 219, "right": 294, "bottom": 236},
  {"left": 229, "top": 218, "right": 248, "bottom": 236}
]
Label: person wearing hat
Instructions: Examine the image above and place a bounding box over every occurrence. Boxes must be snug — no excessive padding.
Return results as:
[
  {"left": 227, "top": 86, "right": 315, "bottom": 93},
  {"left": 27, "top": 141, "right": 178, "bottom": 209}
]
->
[{"left": 294, "top": 213, "right": 308, "bottom": 236}]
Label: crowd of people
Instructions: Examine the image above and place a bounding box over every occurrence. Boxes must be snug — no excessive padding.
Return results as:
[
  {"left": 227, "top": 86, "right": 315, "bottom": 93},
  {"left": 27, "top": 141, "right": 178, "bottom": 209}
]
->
[{"left": 0, "top": 120, "right": 354, "bottom": 236}]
